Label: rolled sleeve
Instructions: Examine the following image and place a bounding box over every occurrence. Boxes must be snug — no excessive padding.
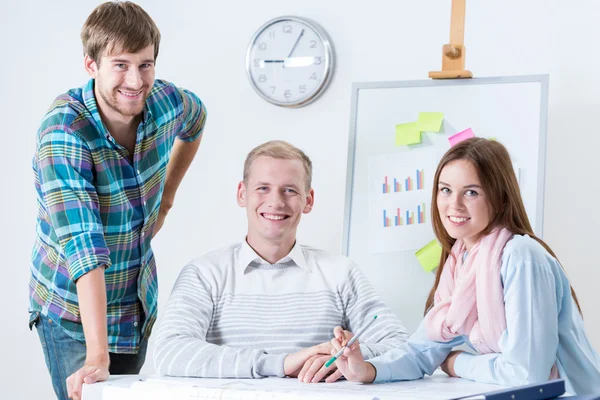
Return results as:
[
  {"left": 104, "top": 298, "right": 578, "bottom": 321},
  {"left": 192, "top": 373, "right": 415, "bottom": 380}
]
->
[
  {"left": 176, "top": 88, "right": 207, "bottom": 142},
  {"left": 64, "top": 232, "right": 111, "bottom": 281}
]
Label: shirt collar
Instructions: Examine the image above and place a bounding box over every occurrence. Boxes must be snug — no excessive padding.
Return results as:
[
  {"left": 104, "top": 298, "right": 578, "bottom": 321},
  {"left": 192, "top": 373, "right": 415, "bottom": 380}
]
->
[
  {"left": 238, "top": 239, "right": 311, "bottom": 275},
  {"left": 82, "top": 79, "right": 153, "bottom": 140}
]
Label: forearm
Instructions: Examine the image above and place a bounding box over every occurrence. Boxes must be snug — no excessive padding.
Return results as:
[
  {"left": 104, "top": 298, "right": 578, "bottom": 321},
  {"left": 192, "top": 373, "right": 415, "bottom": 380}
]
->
[
  {"left": 154, "top": 330, "right": 286, "bottom": 378},
  {"left": 369, "top": 322, "right": 461, "bottom": 382},
  {"left": 161, "top": 138, "right": 201, "bottom": 209},
  {"left": 76, "top": 266, "right": 109, "bottom": 363}
]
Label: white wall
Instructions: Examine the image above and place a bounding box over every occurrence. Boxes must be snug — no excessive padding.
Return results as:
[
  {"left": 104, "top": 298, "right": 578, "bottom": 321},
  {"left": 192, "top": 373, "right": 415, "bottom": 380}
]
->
[{"left": 1, "top": 1, "right": 598, "bottom": 398}]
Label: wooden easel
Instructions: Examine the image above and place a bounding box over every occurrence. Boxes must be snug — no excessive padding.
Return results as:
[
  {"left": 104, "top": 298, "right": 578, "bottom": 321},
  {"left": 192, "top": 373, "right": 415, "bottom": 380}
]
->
[{"left": 429, "top": 0, "right": 473, "bottom": 79}]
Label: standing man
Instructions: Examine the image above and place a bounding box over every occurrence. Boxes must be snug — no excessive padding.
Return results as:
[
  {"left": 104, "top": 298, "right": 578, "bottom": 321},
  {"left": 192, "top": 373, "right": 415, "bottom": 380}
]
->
[{"left": 28, "top": 2, "right": 207, "bottom": 399}]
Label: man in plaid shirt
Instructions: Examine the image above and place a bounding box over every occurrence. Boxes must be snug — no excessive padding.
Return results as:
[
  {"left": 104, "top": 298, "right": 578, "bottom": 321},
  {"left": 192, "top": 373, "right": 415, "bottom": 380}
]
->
[{"left": 28, "top": 2, "right": 207, "bottom": 399}]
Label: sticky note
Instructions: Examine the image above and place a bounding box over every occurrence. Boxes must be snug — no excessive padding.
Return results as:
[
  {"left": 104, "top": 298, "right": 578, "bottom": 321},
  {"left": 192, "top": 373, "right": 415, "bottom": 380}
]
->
[
  {"left": 417, "top": 112, "right": 444, "bottom": 132},
  {"left": 448, "top": 128, "right": 475, "bottom": 147},
  {"left": 415, "top": 239, "right": 443, "bottom": 272},
  {"left": 395, "top": 122, "right": 421, "bottom": 146},
  {"left": 489, "top": 137, "right": 496, "bottom": 141}
]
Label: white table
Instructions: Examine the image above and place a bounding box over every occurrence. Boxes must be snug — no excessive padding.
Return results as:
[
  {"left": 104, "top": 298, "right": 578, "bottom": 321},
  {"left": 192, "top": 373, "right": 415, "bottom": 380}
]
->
[{"left": 83, "top": 371, "right": 507, "bottom": 400}]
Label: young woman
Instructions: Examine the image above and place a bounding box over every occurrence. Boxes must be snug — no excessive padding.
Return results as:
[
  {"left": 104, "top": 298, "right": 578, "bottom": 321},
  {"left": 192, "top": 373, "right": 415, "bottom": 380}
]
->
[{"left": 331, "top": 138, "right": 600, "bottom": 395}]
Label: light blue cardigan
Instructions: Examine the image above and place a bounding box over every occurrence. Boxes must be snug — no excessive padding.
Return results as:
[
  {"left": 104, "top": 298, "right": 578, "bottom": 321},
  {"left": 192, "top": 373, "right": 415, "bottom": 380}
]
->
[{"left": 369, "top": 235, "right": 600, "bottom": 395}]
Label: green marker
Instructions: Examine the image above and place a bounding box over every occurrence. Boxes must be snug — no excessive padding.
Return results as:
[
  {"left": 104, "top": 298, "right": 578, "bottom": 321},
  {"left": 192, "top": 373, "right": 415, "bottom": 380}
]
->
[{"left": 325, "top": 315, "right": 378, "bottom": 368}]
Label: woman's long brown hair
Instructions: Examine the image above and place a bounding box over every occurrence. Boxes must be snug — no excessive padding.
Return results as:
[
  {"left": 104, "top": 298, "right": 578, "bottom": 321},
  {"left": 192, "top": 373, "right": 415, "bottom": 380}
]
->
[{"left": 423, "top": 138, "right": 582, "bottom": 316}]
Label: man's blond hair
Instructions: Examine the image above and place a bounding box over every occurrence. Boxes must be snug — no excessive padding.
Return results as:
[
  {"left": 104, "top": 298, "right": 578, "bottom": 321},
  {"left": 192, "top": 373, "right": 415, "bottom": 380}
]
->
[
  {"left": 243, "top": 141, "right": 313, "bottom": 191},
  {"left": 81, "top": 1, "right": 161, "bottom": 63}
]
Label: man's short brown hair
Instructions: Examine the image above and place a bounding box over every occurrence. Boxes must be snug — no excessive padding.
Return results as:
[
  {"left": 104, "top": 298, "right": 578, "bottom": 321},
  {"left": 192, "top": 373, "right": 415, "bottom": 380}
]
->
[
  {"left": 243, "top": 141, "right": 313, "bottom": 191},
  {"left": 81, "top": 1, "right": 161, "bottom": 63}
]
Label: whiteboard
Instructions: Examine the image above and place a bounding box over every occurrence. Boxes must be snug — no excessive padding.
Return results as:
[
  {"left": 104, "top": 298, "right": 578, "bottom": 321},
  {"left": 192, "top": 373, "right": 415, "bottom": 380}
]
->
[{"left": 342, "top": 76, "right": 549, "bottom": 333}]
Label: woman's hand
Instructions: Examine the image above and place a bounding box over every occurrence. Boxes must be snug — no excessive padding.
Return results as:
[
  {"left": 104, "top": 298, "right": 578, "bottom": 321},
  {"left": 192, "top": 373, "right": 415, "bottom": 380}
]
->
[{"left": 330, "top": 326, "right": 376, "bottom": 383}]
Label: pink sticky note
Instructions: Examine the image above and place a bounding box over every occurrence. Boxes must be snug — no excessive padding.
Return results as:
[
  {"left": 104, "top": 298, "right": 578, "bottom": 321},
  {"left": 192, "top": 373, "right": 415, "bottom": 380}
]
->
[{"left": 448, "top": 128, "right": 475, "bottom": 147}]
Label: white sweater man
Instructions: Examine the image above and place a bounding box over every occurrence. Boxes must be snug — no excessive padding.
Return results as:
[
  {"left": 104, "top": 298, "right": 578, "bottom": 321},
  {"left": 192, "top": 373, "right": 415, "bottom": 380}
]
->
[{"left": 153, "top": 141, "right": 409, "bottom": 383}]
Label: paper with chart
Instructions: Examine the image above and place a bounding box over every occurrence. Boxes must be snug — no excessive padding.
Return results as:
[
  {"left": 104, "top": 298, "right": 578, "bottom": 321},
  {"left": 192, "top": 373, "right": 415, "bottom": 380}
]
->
[{"left": 368, "top": 153, "right": 438, "bottom": 254}]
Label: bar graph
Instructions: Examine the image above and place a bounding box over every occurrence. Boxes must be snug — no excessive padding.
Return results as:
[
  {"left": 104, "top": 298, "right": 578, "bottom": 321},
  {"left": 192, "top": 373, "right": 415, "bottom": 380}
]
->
[
  {"left": 382, "top": 203, "right": 427, "bottom": 227},
  {"left": 381, "top": 169, "right": 425, "bottom": 193}
]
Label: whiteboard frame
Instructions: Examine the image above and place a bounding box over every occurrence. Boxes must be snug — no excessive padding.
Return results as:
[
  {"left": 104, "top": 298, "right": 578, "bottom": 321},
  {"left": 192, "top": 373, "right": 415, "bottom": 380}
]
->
[{"left": 342, "top": 75, "right": 549, "bottom": 256}]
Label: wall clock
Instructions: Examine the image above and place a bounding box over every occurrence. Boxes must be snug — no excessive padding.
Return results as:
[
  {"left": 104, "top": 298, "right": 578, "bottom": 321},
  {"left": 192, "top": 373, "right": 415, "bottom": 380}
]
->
[{"left": 246, "top": 16, "right": 334, "bottom": 107}]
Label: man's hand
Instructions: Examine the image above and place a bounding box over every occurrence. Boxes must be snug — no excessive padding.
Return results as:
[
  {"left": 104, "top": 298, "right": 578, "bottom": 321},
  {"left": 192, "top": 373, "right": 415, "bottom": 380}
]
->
[
  {"left": 284, "top": 342, "right": 331, "bottom": 377},
  {"left": 66, "top": 358, "right": 109, "bottom": 400},
  {"left": 297, "top": 353, "right": 343, "bottom": 383},
  {"left": 440, "top": 350, "right": 463, "bottom": 378},
  {"left": 329, "top": 326, "right": 376, "bottom": 383}
]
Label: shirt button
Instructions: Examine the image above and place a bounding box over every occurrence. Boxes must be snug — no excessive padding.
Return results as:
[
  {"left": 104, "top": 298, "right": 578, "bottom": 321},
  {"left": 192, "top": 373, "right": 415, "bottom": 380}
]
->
[{"left": 134, "top": 322, "right": 138, "bottom": 327}]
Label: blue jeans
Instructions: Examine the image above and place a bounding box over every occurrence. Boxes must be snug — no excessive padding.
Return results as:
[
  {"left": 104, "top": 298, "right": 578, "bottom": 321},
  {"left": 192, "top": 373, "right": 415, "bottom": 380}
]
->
[{"left": 29, "top": 312, "right": 147, "bottom": 400}]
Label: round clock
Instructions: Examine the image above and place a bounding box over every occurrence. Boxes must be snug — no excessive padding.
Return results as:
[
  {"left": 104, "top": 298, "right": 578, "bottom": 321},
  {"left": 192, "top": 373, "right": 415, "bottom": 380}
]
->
[{"left": 245, "top": 16, "right": 334, "bottom": 108}]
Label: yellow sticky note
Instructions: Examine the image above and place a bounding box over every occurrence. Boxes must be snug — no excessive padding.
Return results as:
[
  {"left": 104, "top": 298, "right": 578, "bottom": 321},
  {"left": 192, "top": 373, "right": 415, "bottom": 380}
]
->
[
  {"left": 395, "top": 122, "right": 421, "bottom": 146},
  {"left": 415, "top": 239, "right": 443, "bottom": 272},
  {"left": 489, "top": 137, "right": 497, "bottom": 141},
  {"left": 417, "top": 112, "right": 444, "bottom": 132}
]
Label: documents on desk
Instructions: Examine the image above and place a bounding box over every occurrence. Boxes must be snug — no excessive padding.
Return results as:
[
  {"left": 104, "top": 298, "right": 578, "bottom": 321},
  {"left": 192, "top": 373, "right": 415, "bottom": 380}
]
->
[{"left": 96, "top": 374, "right": 507, "bottom": 400}]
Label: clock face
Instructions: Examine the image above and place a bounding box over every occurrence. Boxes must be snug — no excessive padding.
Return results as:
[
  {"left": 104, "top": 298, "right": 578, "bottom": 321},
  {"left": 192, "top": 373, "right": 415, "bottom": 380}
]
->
[{"left": 246, "top": 16, "right": 334, "bottom": 107}]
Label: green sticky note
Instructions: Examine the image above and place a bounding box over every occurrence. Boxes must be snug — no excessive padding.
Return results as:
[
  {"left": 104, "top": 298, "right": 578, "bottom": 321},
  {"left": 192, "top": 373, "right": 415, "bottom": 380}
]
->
[
  {"left": 395, "top": 122, "right": 421, "bottom": 146},
  {"left": 489, "top": 137, "right": 496, "bottom": 141},
  {"left": 415, "top": 239, "right": 443, "bottom": 272},
  {"left": 417, "top": 112, "right": 444, "bottom": 132}
]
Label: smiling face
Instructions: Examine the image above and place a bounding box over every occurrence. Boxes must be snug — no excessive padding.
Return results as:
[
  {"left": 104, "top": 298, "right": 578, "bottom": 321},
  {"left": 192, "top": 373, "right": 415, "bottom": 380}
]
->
[
  {"left": 436, "top": 159, "right": 493, "bottom": 250},
  {"left": 84, "top": 44, "right": 156, "bottom": 122},
  {"left": 237, "top": 156, "right": 314, "bottom": 251}
]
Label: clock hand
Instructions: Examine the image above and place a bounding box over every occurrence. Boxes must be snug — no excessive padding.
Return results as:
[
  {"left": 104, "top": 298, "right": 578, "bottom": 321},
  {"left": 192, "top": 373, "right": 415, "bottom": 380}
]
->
[
  {"left": 257, "top": 59, "right": 284, "bottom": 68},
  {"left": 283, "top": 56, "right": 315, "bottom": 68},
  {"left": 286, "top": 29, "right": 305, "bottom": 59}
]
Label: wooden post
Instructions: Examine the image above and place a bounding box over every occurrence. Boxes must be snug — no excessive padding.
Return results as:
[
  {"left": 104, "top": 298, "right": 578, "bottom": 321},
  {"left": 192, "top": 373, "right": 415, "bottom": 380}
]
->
[{"left": 429, "top": 0, "right": 473, "bottom": 79}]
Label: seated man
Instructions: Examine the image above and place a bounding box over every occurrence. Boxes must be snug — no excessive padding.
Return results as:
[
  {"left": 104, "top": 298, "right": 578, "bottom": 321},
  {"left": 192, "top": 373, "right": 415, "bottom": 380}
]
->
[{"left": 153, "top": 140, "right": 408, "bottom": 382}]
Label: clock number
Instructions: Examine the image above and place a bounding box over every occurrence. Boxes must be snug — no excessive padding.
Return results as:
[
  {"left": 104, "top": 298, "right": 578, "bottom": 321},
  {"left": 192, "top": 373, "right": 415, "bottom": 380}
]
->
[
  {"left": 282, "top": 24, "right": 292, "bottom": 33},
  {"left": 309, "top": 73, "right": 317, "bottom": 80},
  {"left": 269, "top": 31, "right": 276, "bottom": 40},
  {"left": 299, "top": 85, "right": 307, "bottom": 94},
  {"left": 314, "top": 57, "right": 322, "bottom": 65},
  {"left": 284, "top": 90, "right": 292, "bottom": 99},
  {"left": 258, "top": 74, "right": 267, "bottom": 83},
  {"left": 258, "top": 43, "right": 267, "bottom": 51},
  {"left": 270, "top": 86, "right": 276, "bottom": 94},
  {"left": 309, "top": 40, "right": 317, "bottom": 48},
  {"left": 254, "top": 59, "right": 260, "bottom": 68}
]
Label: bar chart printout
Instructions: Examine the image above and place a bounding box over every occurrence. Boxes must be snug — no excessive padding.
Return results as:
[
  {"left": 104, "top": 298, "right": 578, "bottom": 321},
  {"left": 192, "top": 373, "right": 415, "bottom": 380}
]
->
[
  {"left": 381, "top": 169, "right": 425, "bottom": 193},
  {"left": 369, "top": 155, "right": 437, "bottom": 253},
  {"left": 383, "top": 203, "right": 427, "bottom": 227}
]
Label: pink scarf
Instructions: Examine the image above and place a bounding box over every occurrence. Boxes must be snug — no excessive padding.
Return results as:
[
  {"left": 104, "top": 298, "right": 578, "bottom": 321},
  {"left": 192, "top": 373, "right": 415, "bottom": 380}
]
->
[
  {"left": 424, "top": 227, "right": 513, "bottom": 354},
  {"left": 424, "top": 227, "right": 558, "bottom": 379}
]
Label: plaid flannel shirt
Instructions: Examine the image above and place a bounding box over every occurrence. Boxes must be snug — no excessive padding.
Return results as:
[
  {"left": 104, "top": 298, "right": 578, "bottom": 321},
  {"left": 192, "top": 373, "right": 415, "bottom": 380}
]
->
[{"left": 30, "top": 78, "right": 206, "bottom": 352}]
